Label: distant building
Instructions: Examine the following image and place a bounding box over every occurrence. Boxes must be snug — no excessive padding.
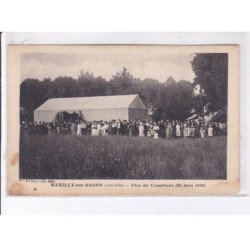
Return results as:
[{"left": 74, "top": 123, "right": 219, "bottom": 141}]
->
[{"left": 34, "top": 94, "right": 147, "bottom": 122}]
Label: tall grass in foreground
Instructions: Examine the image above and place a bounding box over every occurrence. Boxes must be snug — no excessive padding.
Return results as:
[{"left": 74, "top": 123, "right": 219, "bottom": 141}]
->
[{"left": 20, "top": 134, "right": 227, "bottom": 179}]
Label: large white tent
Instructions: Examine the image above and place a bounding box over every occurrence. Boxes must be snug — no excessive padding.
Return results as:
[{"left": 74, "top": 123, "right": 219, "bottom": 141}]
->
[{"left": 34, "top": 94, "right": 147, "bottom": 122}]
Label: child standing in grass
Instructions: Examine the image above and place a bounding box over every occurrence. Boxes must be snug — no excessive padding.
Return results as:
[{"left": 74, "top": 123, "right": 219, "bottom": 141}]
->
[
  {"left": 200, "top": 126, "right": 205, "bottom": 138},
  {"left": 77, "top": 123, "right": 82, "bottom": 136},
  {"left": 208, "top": 124, "right": 213, "bottom": 137}
]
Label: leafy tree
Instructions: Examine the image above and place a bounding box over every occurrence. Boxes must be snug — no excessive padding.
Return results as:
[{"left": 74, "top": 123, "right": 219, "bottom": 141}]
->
[
  {"left": 164, "top": 76, "right": 176, "bottom": 87},
  {"left": 76, "top": 70, "right": 95, "bottom": 96},
  {"left": 20, "top": 78, "right": 49, "bottom": 121},
  {"left": 78, "top": 70, "right": 94, "bottom": 80},
  {"left": 91, "top": 76, "right": 108, "bottom": 96},
  {"left": 52, "top": 76, "right": 76, "bottom": 97},
  {"left": 138, "top": 78, "right": 161, "bottom": 107},
  {"left": 164, "top": 80, "right": 194, "bottom": 120},
  {"left": 20, "top": 68, "right": 195, "bottom": 122},
  {"left": 110, "top": 67, "right": 134, "bottom": 94},
  {"left": 191, "top": 53, "right": 228, "bottom": 111},
  {"left": 153, "top": 84, "right": 167, "bottom": 121}
]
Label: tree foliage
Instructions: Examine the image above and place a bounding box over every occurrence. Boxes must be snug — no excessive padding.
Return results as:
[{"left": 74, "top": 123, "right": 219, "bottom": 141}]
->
[
  {"left": 191, "top": 53, "right": 228, "bottom": 111},
  {"left": 153, "top": 80, "right": 194, "bottom": 121},
  {"left": 20, "top": 68, "right": 199, "bottom": 122}
]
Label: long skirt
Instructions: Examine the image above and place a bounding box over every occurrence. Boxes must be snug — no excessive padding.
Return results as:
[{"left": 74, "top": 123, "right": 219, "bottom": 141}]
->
[
  {"left": 77, "top": 128, "right": 81, "bottom": 136},
  {"left": 92, "top": 128, "right": 98, "bottom": 136},
  {"left": 139, "top": 131, "right": 144, "bottom": 137},
  {"left": 208, "top": 131, "right": 213, "bottom": 137},
  {"left": 154, "top": 133, "right": 159, "bottom": 139}
]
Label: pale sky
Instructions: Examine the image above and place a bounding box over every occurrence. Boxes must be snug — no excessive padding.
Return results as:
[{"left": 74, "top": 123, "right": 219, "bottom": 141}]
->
[{"left": 21, "top": 52, "right": 195, "bottom": 83}]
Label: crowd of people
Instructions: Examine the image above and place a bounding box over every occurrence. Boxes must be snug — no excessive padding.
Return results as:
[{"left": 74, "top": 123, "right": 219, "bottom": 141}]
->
[{"left": 21, "top": 118, "right": 227, "bottom": 139}]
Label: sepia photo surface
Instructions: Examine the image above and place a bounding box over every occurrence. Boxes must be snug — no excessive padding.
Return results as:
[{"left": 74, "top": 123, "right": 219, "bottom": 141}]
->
[{"left": 7, "top": 45, "right": 240, "bottom": 196}]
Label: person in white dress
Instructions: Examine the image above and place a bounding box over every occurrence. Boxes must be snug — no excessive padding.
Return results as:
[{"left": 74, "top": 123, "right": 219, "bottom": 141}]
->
[
  {"left": 153, "top": 122, "right": 160, "bottom": 139},
  {"left": 91, "top": 121, "right": 98, "bottom": 136},
  {"left": 200, "top": 127, "right": 205, "bottom": 138},
  {"left": 208, "top": 124, "right": 213, "bottom": 137},
  {"left": 146, "top": 121, "right": 151, "bottom": 137},
  {"left": 176, "top": 123, "right": 181, "bottom": 137},
  {"left": 139, "top": 123, "right": 145, "bottom": 137},
  {"left": 147, "top": 129, "right": 151, "bottom": 137},
  {"left": 77, "top": 123, "right": 82, "bottom": 136}
]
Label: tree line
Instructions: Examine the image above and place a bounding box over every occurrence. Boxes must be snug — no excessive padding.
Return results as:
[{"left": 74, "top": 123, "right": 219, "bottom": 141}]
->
[{"left": 20, "top": 53, "right": 228, "bottom": 122}]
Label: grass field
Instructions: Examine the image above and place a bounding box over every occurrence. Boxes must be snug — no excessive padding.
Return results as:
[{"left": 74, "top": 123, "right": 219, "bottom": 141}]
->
[{"left": 20, "top": 134, "right": 227, "bottom": 180}]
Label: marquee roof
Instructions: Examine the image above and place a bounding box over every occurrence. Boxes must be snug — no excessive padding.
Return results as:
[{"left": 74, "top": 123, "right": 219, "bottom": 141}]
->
[{"left": 35, "top": 94, "right": 147, "bottom": 111}]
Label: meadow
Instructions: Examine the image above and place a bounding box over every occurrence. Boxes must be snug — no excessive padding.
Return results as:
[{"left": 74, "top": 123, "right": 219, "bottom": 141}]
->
[{"left": 20, "top": 134, "right": 227, "bottom": 180}]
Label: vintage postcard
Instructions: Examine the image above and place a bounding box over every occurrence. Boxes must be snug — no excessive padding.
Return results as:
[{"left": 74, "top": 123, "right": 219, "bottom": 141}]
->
[{"left": 7, "top": 44, "right": 240, "bottom": 196}]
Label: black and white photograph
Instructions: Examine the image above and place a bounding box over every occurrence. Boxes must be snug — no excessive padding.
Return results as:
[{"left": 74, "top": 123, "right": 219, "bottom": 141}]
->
[{"left": 7, "top": 45, "right": 240, "bottom": 195}]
